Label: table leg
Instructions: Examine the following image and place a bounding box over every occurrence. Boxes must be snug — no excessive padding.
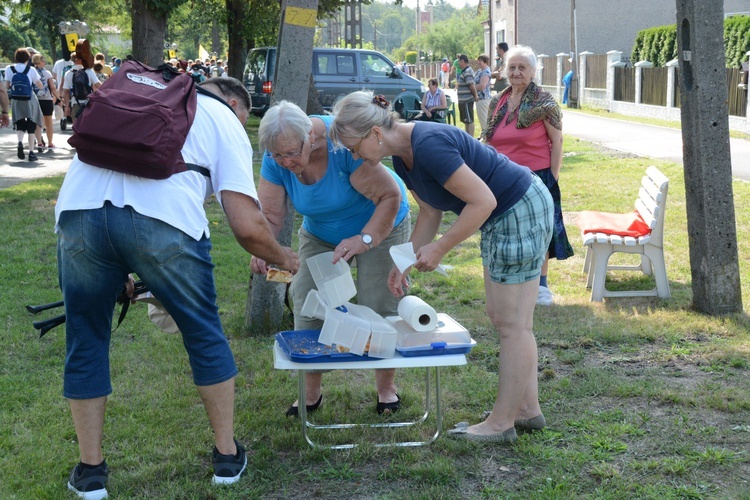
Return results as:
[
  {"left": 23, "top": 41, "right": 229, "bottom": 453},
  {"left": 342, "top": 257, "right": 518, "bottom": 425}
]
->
[{"left": 297, "top": 366, "right": 448, "bottom": 449}]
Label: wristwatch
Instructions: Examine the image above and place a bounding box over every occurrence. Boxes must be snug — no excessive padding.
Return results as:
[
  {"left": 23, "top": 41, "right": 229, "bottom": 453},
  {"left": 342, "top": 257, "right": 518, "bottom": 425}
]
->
[{"left": 361, "top": 233, "right": 373, "bottom": 249}]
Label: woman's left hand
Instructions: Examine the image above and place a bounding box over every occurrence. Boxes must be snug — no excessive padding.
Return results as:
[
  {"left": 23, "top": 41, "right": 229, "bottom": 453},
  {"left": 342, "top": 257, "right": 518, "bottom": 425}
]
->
[
  {"left": 387, "top": 266, "right": 410, "bottom": 297},
  {"left": 332, "top": 236, "right": 368, "bottom": 264},
  {"left": 414, "top": 242, "right": 445, "bottom": 272}
]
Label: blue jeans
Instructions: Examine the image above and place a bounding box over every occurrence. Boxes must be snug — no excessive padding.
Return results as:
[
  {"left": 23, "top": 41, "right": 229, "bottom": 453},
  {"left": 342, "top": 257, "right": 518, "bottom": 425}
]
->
[{"left": 57, "top": 202, "right": 237, "bottom": 399}]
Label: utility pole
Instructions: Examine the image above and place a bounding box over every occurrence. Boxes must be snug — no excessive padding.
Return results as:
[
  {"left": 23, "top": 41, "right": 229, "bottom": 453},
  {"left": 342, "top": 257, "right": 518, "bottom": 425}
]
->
[
  {"left": 416, "top": 0, "right": 421, "bottom": 79},
  {"left": 676, "top": 0, "right": 742, "bottom": 314},
  {"left": 568, "top": 0, "right": 579, "bottom": 108}
]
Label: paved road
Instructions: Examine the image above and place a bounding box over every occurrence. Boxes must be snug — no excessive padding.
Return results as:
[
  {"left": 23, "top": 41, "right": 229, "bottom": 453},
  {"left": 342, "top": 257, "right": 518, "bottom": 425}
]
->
[
  {"left": 563, "top": 110, "right": 750, "bottom": 182},
  {"left": 0, "top": 123, "right": 75, "bottom": 189}
]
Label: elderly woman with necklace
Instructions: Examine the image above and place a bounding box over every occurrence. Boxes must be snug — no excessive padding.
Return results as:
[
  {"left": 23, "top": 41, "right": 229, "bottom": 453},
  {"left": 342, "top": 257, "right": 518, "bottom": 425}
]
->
[
  {"left": 482, "top": 45, "right": 573, "bottom": 306},
  {"left": 251, "top": 101, "right": 411, "bottom": 417}
]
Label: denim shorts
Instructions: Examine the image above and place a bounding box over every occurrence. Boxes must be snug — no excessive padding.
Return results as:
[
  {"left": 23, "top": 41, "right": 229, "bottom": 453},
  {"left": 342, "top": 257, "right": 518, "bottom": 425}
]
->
[
  {"left": 57, "top": 202, "right": 237, "bottom": 399},
  {"left": 480, "top": 175, "right": 554, "bottom": 284}
]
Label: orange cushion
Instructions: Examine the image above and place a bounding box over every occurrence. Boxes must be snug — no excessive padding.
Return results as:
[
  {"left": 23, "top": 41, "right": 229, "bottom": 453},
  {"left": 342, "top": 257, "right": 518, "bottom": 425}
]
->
[{"left": 576, "top": 210, "right": 651, "bottom": 238}]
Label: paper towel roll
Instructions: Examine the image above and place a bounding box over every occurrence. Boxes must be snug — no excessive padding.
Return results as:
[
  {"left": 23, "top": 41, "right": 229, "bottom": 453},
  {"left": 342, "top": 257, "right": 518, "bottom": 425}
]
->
[{"left": 397, "top": 296, "right": 438, "bottom": 332}]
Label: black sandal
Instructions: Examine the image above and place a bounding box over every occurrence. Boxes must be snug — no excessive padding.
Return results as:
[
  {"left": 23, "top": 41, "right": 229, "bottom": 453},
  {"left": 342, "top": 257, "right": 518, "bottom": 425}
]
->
[
  {"left": 285, "top": 394, "right": 322, "bottom": 418},
  {"left": 376, "top": 394, "right": 401, "bottom": 415}
]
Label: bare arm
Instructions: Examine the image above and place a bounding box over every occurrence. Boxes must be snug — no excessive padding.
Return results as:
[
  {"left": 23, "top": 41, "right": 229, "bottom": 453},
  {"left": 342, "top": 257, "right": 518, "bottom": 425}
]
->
[
  {"left": 257, "top": 178, "right": 289, "bottom": 238},
  {"left": 544, "top": 119, "right": 564, "bottom": 180},
  {"left": 249, "top": 179, "right": 289, "bottom": 274},
  {"left": 477, "top": 74, "right": 490, "bottom": 92},
  {"left": 62, "top": 88, "right": 71, "bottom": 112},
  {"left": 387, "top": 189, "right": 443, "bottom": 296},
  {"left": 0, "top": 85, "right": 9, "bottom": 127},
  {"left": 413, "top": 165, "right": 496, "bottom": 272},
  {"left": 221, "top": 190, "right": 299, "bottom": 273},
  {"left": 335, "top": 162, "right": 402, "bottom": 262}
]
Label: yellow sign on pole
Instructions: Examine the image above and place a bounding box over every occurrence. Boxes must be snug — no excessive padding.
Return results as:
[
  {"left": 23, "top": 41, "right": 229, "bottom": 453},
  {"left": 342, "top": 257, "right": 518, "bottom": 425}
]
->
[
  {"left": 65, "top": 33, "right": 79, "bottom": 52},
  {"left": 284, "top": 7, "right": 317, "bottom": 28},
  {"left": 168, "top": 50, "right": 176, "bottom": 59}
]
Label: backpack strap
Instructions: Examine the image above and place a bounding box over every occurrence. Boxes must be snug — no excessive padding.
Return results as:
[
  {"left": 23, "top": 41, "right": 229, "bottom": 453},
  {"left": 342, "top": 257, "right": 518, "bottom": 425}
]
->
[
  {"left": 22, "top": 63, "right": 31, "bottom": 75},
  {"left": 185, "top": 163, "right": 211, "bottom": 178},
  {"left": 180, "top": 87, "right": 234, "bottom": 180},
  {"left": 10, "top": 67, "right": 17, "bottom": 74}
]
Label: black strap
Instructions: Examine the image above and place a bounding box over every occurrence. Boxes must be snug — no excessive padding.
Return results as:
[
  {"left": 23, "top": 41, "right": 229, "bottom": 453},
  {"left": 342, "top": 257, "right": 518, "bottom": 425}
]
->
[
  {"left": 185, "top": 163, "right": 211, "bottom": 178},
  {"left": 185, "top": 86, "right": 234, "bottom": 180}
]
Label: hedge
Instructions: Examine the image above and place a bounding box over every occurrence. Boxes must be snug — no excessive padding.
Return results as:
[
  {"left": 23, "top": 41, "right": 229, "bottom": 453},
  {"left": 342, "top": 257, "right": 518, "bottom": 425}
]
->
[{"left": 631, "top": 15, "right": 750, "bottom": 68}]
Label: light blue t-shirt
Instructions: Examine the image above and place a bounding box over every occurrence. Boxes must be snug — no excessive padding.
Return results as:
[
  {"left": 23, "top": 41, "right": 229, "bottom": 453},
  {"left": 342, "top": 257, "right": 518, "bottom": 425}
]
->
[{"left": 261, "top": 115, "right": 409, "bottom": 245}]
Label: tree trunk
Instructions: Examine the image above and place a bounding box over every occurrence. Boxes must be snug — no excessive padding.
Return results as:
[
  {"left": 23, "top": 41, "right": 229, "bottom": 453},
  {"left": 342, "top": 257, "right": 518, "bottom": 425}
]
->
[
  {"left": 211, "top": 19, "right": 222, "bottom": 57},
  {"left": 226, "top": 0, "right": 246, "bottom": 78},
  {"left": 131, "top": 0, "right": 168, "bottom": 66}
]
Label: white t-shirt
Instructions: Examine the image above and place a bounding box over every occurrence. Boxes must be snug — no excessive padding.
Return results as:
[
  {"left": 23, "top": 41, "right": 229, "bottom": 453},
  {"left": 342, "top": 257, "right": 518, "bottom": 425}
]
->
[
  {"left": 52, "top": 59, "right": 73, "bottom": 90},
  {"left": 62, "top": 65, "right": 99, "bottom": 104},
  {"left": 4, "top": 62, "right": 41, "bottom": 88},
  {"left": 55, "top": 93, "right": 259, "bottom": 241}
]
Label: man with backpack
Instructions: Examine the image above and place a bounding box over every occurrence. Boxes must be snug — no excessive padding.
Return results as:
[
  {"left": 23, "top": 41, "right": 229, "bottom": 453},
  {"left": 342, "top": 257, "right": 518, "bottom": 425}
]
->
[
  {"left": 62, "top": 51, "right": 100, "bottom": 123},
  {"left": 5, "top": 47, "right": 44, "bottom": 161},
  {"left": 55, "top": 69, "right": 300, "bottom": 497}
]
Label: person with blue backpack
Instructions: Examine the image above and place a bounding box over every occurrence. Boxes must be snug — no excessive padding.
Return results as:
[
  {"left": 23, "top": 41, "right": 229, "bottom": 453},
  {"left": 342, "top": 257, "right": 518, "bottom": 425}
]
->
[{"left": 5, "top": 48, "right": 44, "bottom": 162}]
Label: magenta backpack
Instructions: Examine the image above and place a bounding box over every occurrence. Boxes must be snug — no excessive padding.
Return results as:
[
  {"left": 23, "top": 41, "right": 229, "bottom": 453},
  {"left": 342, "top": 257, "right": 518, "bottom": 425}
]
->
[{"left": 68, "top": 60, "right": 200, "bottom": 179}]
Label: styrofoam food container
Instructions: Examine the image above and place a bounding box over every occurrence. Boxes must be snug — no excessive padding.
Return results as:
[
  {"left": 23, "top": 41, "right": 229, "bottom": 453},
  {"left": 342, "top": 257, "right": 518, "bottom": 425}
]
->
[
  {"left": 300, "top": 289, "right": 328, "bottom": 321},
  {"left": 386, "top": 313, "right": 472, "bottom": 348},
  {"left": 318, "top": 305, "right": 371, "bottom": 355},
  {"left": 306, "top": 252, "right": 356, "bottom": 307}
]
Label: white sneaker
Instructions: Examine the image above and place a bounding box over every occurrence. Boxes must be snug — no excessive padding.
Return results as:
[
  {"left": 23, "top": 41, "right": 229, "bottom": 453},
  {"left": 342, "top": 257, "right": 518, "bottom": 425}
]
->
[{"left": 537, "top": 286, "right": 554, "bottom": 306}]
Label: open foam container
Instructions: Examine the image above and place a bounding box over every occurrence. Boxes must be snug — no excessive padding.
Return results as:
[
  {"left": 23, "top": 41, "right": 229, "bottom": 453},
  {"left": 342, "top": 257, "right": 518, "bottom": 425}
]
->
[{"left": 386, "top": 313, "right": 476, "bottom": 357}]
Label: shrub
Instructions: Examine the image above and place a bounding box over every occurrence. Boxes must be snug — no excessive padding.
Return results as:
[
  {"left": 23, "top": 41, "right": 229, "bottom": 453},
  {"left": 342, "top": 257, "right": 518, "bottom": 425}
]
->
[{"left": 632, "top": 15, "right": 750, "bottom": 68}]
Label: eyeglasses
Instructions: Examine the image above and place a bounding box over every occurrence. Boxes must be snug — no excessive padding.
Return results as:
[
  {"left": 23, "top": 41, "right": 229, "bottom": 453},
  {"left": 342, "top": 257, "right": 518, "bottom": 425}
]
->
[
  {"left": 346, "top": 131, "right": 370, "bottom": 157},
  {"left": 266, "top": 141, "right": 305, "bottom": 162}
]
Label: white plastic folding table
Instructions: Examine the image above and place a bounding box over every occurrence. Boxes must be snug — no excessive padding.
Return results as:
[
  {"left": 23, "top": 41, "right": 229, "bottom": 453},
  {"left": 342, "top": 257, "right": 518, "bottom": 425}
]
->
[{"left": 273, "top": 341, "right": 467, "bottom": 449}]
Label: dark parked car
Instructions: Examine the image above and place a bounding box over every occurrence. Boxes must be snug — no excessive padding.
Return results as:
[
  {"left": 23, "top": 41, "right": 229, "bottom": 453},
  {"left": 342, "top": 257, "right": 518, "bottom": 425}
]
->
[{"left": 243, "top": 47, "right": 426, "bottom": 116}]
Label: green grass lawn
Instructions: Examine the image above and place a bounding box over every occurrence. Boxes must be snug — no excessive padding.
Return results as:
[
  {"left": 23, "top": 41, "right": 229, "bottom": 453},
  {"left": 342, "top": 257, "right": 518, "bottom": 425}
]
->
[{"left": 1, "top": 130, "right": 749, "bottom": 498}]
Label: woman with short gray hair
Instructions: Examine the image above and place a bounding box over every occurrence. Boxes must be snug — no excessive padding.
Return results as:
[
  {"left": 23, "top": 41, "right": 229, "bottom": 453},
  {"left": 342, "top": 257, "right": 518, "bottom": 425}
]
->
[{"left": 252, "top": 100, "right": 412, "bottom": 417}]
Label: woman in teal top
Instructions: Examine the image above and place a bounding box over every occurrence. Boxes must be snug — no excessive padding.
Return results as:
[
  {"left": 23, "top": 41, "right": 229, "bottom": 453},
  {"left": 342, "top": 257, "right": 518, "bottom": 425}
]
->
[{"left": 251, "top": 101, "right": 410, "bottom": 417}]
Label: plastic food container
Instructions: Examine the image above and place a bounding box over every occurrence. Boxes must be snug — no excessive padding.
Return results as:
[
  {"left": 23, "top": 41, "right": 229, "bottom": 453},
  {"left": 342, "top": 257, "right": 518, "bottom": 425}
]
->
[
  {"left": 386, "top": 313, "right": 476, "bottom": 357},
  {"left": 318, "top": 305, "right": 371, "bottom": 355},
  {"left": 300, "top": 289, "right": 328, "bottom": 321},
  {"left": 306, "top": 252, "right": 356, "bottom": 308},
  {"left": 367, "top": 316, "right": 398, "bottom": 358}
]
